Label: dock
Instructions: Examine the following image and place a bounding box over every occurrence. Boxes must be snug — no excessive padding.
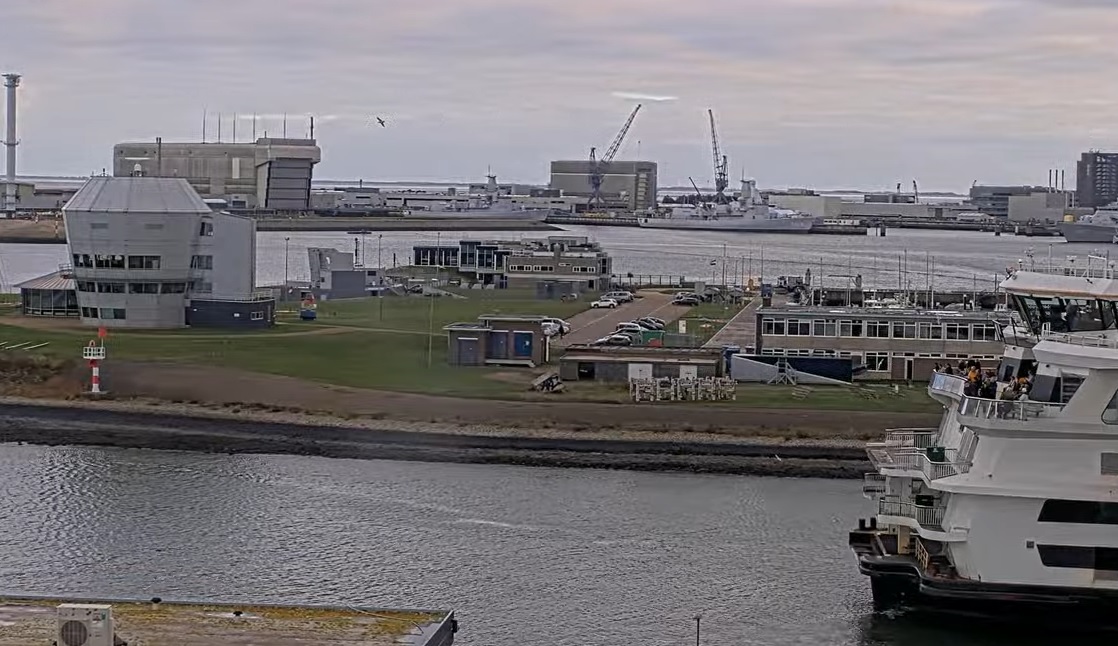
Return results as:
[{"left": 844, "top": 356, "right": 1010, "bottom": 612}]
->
[{"left": 0, "top": 596, "right": 457, "bottom": 646}]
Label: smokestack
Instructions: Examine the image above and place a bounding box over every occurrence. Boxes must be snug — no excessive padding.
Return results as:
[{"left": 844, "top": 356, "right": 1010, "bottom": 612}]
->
[
  {"left": 156, "top": 137, "right": 163, "bottom": 178},
  {"left": 1061, "top": 169, "right": 1066, "bottom": 192},
  {"left": 1048, "top": 169, "right": 1053, "bottom": 192},
  {"left": 3, "top": 73, "right": 20, "bottom": 217}
]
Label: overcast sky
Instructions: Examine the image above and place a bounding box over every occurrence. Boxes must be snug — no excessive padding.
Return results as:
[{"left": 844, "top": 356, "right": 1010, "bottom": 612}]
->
[{"left": 8, "top": 0, "right": 1118, "bottom": 191}]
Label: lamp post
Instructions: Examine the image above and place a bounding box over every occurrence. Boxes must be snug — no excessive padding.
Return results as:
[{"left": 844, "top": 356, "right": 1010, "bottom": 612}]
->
[
  {"left": 378, "top": 234, "right": 384, "bottom": 321},
  {"left": 426, "top": 278, "right": 437, "bottom": 368},
  {"left": 694, "top": 614, "right": 702, "bottom": 646},
  {"left": 284, "top": 236, "right": 291, "bottom": 297}
]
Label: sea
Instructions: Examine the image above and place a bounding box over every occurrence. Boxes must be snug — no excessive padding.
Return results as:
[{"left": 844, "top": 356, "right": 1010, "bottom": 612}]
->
[{"left": 0, "top": 445, "right": 1106, "bottom": 645}]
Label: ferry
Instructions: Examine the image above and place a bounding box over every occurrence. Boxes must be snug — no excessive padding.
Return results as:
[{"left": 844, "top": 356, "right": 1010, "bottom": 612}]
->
[{"left": 850, "top": 254, "right": 1118, "bottom": 623}]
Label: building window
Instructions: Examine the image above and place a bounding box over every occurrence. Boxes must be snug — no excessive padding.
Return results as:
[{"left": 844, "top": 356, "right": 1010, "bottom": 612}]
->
[
  {"left": 96, "top": 282, "right": 125, "bottom": 294},
  {"left": 189, "top": 280, "right": 213, "bottom": 294},
  {"left": 918, "top": 322, "right": 943, "bottom": 339},
  {"left": 1039, "top": 499, "right": 1118, "bottom": 525},
  {"left": 866, "top": 321, "right": 891, "bottom": 338},
  {"left": 80, "top": 307, "right": 97, "bottom": 318},
  {"left": 945, "top": 323, "right": 970, "bottom": 340},
  {"left": 250, "top": 311, "right": 265, "bottom": 321},
  {"left": 99, "top": 308, "right": 126, "bottom": 320},
  {"left": 190, "top": 255, "right": 214, "bottom": 270},
  {"left": 161, "top": 282, "right": 187, "bottom": 294},
  {"left": 972, "top": 323, "right": 999, "bottom": 342},
  {"left": 95, "top": 254, "right": 127, "bottom": 269},
  {"left": 892, "top": 321, "right": 917, "bottom": 339},
  {"left": 72, "top": 254, "right": 93, "bottom": 268},
  {"left": 812, "top": 319, "right": 837, "bottom": 337},
  {"left": 786, "top": 319, "right": 811, "bottom": 336},
  {"left": 839, "top": 320, "right": 862, "bottom": 337},
  {"left": 128, "top": 283, "right": 160, "bottom": 294},
  {"left": 199, "top": 219, "right": 215, "bottom": 236},
  {"left": 77, "top": 281, "right": 96, "bottom": 292},
  {"left": 865, "top": 352, "right": 890, "bottom": 371},
  {"left": 127, "top": 255, "right": 161, "bottom": 270},
  {"left": 90, "top": 222, "right": 109, "bottom": 230},
  {"left": 1037, "top": 545, "right": 1118, "bottom": 571}
]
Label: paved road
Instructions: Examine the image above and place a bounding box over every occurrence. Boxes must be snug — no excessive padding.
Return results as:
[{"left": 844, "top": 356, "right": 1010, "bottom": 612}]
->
[{"left": 557, "top": 291, "right": 686, "bottom": 346}]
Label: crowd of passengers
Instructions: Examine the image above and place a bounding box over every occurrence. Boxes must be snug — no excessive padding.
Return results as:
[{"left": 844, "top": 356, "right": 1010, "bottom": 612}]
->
[{"left": 934, "top": 360, "right": 1034, "bottom": 405}]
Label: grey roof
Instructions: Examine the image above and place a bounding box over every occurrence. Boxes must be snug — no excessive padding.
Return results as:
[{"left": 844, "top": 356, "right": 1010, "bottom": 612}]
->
[
  {"left": 63, "top": 177, "right": 211, "bottom": 214},
  {"left": 16, "top": 270, "right": 75, "bottom": 291}
]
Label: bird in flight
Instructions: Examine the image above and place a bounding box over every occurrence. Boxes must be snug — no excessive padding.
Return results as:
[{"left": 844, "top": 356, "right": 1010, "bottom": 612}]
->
[{"left": 374, "top": 116, "right": 387, "bottom": 127}]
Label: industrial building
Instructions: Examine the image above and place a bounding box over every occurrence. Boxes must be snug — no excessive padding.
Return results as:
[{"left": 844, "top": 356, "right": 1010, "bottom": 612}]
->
[
  {"left": 1076, "top": 151, "right": 1118, "bottom": 209},
  {"left": 559, "top": 346, "right": 724, "bottom": 382},
  {"left": 112, "top": 138, "right": 321, "bottom": 211},
  {"left": 58, "top": 176, "right": 274, "bottom": 328},
  {"left": 549, "top": 160, "right": 657, "bottom": 211},
  {"left": 1006, "top": 190, "right": 1085, "bottom": 223},
  {"left": 305, "top": 246, "right": 386, "bottom": 300},
  {"left": 967, "top": 185, "right": 1043, "bottom": 219},
  {"left": 413, "top": 235, "right": 613, "bottom": 293}
]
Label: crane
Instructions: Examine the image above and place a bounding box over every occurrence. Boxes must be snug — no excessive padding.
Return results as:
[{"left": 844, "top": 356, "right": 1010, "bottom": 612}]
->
[
  {"left": 588, "top": 104, "right": 642, "bottom": 210},
  {"left": 709, "top": 109, "right": 729, "bottom": 204}
]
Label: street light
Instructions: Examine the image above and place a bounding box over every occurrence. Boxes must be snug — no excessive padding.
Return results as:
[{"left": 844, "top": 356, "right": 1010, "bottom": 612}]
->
[{"left": 284, "top": 236, "right": 291, "bottom": 296}]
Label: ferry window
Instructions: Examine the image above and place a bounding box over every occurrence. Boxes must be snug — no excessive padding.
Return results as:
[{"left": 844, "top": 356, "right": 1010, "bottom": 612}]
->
[
  {"left": 1102, "top": 453, "right": 1118, "bottom": 476},
  {"left": 1012, "top": 295, "right": 1042, "bottom": 333},
  {"left": 866, "top": 321, "right": 890, "bottom": 338},
  {"left": 1039, "top": 500, "right": 1118, "bottom": 524},
  {"left": 1104, "top": 390, "right": 1118, "bottom": 425},
  {"left": 945, "top": 323, "right": 970, "bottom": 340},
  {"left": 864, "top": 352, "right": 890, "bottom": 371},
  {"left": 1065, "top": 299, "right": 1105, "bottom": 332},
  {"left": 892, "top": 321, "right": 916, "bottom": 339},
  {"left": 1101, "top": 301, "right": 1118, "bottom": 330},
  {"left": 1039, "top": 545, "right": 1118, "bottom": 572}
]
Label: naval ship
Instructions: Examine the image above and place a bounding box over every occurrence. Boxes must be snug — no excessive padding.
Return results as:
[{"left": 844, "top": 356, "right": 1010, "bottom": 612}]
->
[
  {"left": 1059, "top": 205, "right": 1118, "bottom": 243},
  {"left": 638, "top": 178, "right": 821, "bottom": 233}
]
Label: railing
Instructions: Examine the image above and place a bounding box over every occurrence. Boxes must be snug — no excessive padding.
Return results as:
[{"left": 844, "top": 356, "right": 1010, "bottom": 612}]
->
[
  {"left": 929, "top": 372, "right": 966, "bottom": 397},
  {"left": 956, "top": 395, "right": 1065, "bottom": 422},
  {"left": 1042, "top": 330, "right": 1118, "bottom": 349},
  {"left": 862, "top": 473, "right": 886, "bottom": 498},
  {"left": 881, "top": 429, "right": 938, "bottom": 449},
  {"left": 878, "top": 498, "right": 945, "bottom": 529},
  {"left": 884, "top": 450, "right": 971, "bottom": 481},
  {"left": 1011, "top": 257, "right": 1118, "bottom": 280}
]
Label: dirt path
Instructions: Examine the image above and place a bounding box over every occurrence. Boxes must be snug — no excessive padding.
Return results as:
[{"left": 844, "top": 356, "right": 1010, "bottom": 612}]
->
[{"left": 101, "top": 361, "right": 939, "bottom": 439}]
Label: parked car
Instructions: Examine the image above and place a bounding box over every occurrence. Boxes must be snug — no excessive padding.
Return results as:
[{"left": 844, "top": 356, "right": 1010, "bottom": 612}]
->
[
  {"left": 631, "top": 319, "right": 659, "bottom": 331},
  {"left": 637, "top": 317, "right": 665, "bottom": 330},
  {"left": 591, "top": 298, "right": 619, "bottom": 309},
  {"left": 673, "top": 295, "right": 700, "bottom": 306},
  {"left": 540, "top": 322, "right": 561, "bottom": 337},
  {"left": 604, "top": 291, "right": 635, "bottom": 303},
  {"left": 615, "top": 322, "right": 645, "bottom": 335},
  {"left": 643, "top": 316, "right": 667, "bottom": 327},
  {"left": 591, "top": 334, "right": 632, "bottom": 346},
  {"left": 541, "top": 317, "right": 572, "bottom": 334}
]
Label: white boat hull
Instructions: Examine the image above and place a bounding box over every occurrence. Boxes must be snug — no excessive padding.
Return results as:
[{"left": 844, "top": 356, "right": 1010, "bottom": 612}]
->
[{"left": 638, "top": 215, "right": 820, "bottom": 233}]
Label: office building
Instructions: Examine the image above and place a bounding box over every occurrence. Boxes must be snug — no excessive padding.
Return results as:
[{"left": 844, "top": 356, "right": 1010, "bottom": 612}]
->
[
  {"left": 413, "top": 235, "right": 613, "bottom": 292},
  {"left": 112, "top": 138, "right": 321, "bottom": 210},
  {"left": 305, "top": 246, "right": 386, "bottom": 299},
  {"left": 549, "top": 160, "right": 657, "bottom": 210},
  {"left": 1076, "top": 151, "right": 1118, "bottom": 209},
  {"left": 968, "top": 185, "right": 1042, "bottom": 219},
  {"left": 63, "top": 176, "right": 273, "bottom": 328}
]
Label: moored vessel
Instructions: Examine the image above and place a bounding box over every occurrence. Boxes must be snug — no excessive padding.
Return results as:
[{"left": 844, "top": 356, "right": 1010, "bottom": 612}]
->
[
  {"left": 850, "top": 254, "right": 1118, "bottom": 623},
  {"left": 640, "top": 178, "right": 821, "bottom": 233},
  {"left": 1059, "top": 205, "right": 1118, "bottom": 243}
]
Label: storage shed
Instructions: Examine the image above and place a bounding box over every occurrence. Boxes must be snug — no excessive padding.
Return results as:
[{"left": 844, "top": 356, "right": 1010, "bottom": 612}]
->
[
  {"left": 559, "top": 346, "right": 723, "bottom": 382},
  {"left": 444, "top": 315, "right": 551, "bottom": 367}
]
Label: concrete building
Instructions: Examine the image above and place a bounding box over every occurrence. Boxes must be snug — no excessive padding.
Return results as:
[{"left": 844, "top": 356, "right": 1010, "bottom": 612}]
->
[
  {"left": 306, "top": 246, "right": 385, "bottom": 299},
  {"left": 558, "top": 346, "right": 723, "bottom": 382},
  {"left": 549, "top": 160, "right": 657, "bottom": 210},
  {"left": 112, "top": 138, "right": 321, "bottom": 210},
  {"left": 0, "top": 180, "right": 79, "bottom": 212},
  {"left": 444, "top": 315, "right": 551, "bottom": 367},
  {"left": 413, "top": 235, "right": 613, "bottom": 292},
  {"left": 766, "top": 192, "right": 970, "bottom": 220},
  {"left": 64, "top": 176, "right": 274, "bottom": 328},
  {"left": 968, "top": 185, "right": 1043, "bottom": 219},
  {"left": 1006, "top": 191, "right": 1086, "bottom": 223},
  {"left": 1076, "top": 151, "right": 1118, "bottom": 209}
]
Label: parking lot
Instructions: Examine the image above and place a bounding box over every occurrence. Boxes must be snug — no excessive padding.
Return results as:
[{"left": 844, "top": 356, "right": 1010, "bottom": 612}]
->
[{"left": 555, "top": 291, "right": 687, "bottom": 346}]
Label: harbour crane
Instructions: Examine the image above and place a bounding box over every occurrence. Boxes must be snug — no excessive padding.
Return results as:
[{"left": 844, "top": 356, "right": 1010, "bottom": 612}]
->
[
  {"left": 588, "top": 104, "right": 642, "bottom": 209},
  {"left": 708, "top": 109, "right": 729, "bottom": 204}
]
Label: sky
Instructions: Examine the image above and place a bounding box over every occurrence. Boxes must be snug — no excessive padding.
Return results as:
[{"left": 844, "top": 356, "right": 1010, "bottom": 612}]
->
[{"left": 7, "top": 0, "right": 1118, "bottom": 191}]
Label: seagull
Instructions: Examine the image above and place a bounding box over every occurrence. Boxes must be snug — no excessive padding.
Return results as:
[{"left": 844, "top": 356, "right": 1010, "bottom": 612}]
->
[{"left": 374, "top": 116, "right": 387, "bottom": 127}]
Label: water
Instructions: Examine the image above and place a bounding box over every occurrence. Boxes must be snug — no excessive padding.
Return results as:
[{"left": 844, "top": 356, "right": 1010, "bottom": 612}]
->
[
  {"left": 0, "top": 226, "right": 1105, "bottom": 293},
  {"left": 0, "top": 445, "right": 1102, "bottom": 645}
]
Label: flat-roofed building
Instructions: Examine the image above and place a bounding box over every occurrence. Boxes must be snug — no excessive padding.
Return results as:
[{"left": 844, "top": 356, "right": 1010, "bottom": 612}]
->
[
  {"left": 549, "top": 160, "right": 657, "bottom": 210},
  {"left": 413, "top": 235, "right": 613, "bottom": 292}
]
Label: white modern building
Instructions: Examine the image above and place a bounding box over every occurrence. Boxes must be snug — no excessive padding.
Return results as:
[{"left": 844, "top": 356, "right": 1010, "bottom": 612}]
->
[{"left": 63, "top": 176, "right": 273, "bottom": 328}]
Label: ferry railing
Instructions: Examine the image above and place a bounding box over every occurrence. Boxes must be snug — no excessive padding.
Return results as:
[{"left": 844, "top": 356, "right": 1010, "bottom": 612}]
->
[
  {"left": 862, "top": 473, "right": 887, "bottom": 499},
  {"left": 882, "top": 429, "right": 939, "bottom": 449},
  {"left": 878, "top": 498, "right": 945, "bottom": 530},
  {"left": 929, "top": 373, "right": 967, "bottom": 397},
  {"left": 957, "top": 395, "right": 1065, "bottom": 422},
  {"left": 1042, "top": 330, "right": 1118, "bottom": 349},
  {"left": 885, "top": 450, "right": 971, "bottom": 481}
]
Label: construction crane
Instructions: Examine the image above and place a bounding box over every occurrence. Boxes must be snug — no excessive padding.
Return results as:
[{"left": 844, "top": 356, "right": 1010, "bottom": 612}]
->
[
  {"left": 588, "top": 104, "right": 642, "bottom": 209},
  {"left": 708, "top": 109, "right": 729, "bottom": 204}
]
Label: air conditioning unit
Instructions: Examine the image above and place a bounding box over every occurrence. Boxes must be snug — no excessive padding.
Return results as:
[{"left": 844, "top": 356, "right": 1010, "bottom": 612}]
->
[{"left": 56, "top": 604, "right": 114, "bottom": 646}]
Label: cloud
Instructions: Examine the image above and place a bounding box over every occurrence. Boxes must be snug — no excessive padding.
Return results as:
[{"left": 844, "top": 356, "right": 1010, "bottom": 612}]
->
[{"left": 7, "top": 0, "right": 1118, "bottom": 189}]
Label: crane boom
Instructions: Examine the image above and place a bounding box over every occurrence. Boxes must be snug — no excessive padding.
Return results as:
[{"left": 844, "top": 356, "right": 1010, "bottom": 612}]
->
[
  {"left": 709, "top": 109, "right": 729, "bottom": 203},
  {"left": 587, "top": 103, "right": 642, "bottom": 209}
]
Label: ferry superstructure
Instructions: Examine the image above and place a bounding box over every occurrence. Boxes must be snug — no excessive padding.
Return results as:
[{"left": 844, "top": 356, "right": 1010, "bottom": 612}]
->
[
  {"left": 639, "top": 178, "right": 821, "bottom": 233},
  {"left": 850, "top": 255, "right": 1118, "bottom": 621}
]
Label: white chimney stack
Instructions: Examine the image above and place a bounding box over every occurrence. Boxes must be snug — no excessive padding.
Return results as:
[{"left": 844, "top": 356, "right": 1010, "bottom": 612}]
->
[{"left": 3, "top": 73, "right": 20, "bottom": 217}]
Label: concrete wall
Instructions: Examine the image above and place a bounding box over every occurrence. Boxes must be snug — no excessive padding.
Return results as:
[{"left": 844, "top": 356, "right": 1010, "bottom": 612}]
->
[
  {"left": 1007, "top": 192, "right": 1084, "bottom": 223},
  {"left": 196, "top": 212, "right": 256, "bottom": 300},
  {"left": 767, "top": 194, "right": 845, "bottom": 219}
]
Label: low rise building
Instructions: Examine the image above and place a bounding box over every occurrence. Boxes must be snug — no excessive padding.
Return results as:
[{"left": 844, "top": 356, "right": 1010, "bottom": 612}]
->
[
  {"left": 968, "top": 185, "right": 1043, "bottom": 218},
  {"left": 306, "top": 247, "right": 385, "bottom": 299},
  {"left": 1006, "top": 190, "right": 1087, "bottom": 223},
  {"left": 444, "top": 315, "right": 552, "bottom": 367},
  {"left": 754, "top": 305, "right": 1010, "bottom": 381},
  {"left": 413, "top": 235, "right": 613, "bottom": 292},
  {"left": 559, "top": 346, "right": 724, "bottom": 382},
  {"left": 61, "top": 176, "right": 274, "bottom": 328}
]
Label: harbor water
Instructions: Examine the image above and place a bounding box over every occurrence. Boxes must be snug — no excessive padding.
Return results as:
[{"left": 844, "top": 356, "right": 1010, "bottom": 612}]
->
[
  {"left": 0, "top": 445, "right": 1105, "bottom": 645},
  {"left": 0, "top": 227, "right": 1111, "bottom": 293}
]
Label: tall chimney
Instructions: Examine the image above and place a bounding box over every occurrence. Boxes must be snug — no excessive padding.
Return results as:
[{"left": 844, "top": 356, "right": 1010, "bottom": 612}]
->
[{"left": 3, "top": 73, "right": 20, "bottom": 217}]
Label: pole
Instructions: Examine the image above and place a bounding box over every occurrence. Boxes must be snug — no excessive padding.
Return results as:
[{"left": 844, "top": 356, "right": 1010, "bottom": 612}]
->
[
  {"left": 284, "top": 236, "right": 291, "bottom": 287},
  {"left": 426, "top": 281, "right": 436, "bottom": 368},
  {"left": 759, "top": 245, "right": 764, "bottom": 283},
  {"left": 91, "top": 360, "right": 101, "bottom": 394},
  {"left": 721, "top": 243, "right": 727, "bottom": 288},
  {"left": 694, "top": 614, "right": 701, "bottom": 646},
  {"left": 378, "top": 234, "right": 384, "bottom": 320}
]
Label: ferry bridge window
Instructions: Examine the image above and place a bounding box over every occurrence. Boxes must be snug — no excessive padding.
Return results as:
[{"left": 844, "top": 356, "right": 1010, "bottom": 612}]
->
[
  {"left": 1064, "top": 299, "right": 1105, "bottom": 333},
  {"left": 1104, "top": 389, "right": 1118, "bottom": 425},
  {"left": 1039, "top": 499, "right": 1118, "bottom": 524},
  {"left": 1038, "top": 545, "right": 1118, "bottom": 572},
  {"left": 1012, "top": 295, "right": 1043, "bottom": 334}
]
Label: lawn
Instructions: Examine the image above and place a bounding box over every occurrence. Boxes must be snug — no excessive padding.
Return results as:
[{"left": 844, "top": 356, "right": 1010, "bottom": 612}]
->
[{"left": 679, "top": 299, "right": 749, "bottom": 344}]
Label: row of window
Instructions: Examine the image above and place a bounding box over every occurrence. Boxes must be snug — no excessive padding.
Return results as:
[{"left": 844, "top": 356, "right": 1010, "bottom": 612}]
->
[
  {"left": 1013, "top": 295, "right": 1118, "bottom": 335},
  {"left": 77, "top": 281, "right": 189, "bottom": 295},
  {"left": 73, "top": 254, "right": 162, "bottom": 270},
  {"left": 506, "top": 264, "right": 600, "bottom": 274},
  {"left": 760, "top": 317, "right": 1001, "bottom": 341},
  {"left": 760, "top": 349, "right": 1001, "bottom": 371},
  {"left": 80, "top": 307, "right": 126, "bottom": 320}
]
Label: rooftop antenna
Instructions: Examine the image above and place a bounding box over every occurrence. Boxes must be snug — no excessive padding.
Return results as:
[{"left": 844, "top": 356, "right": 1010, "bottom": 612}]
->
[
  {"left": 309, "top": 115, "right": 314, "bottom": 140},
  {"left": 252, "top": 114, "right": 257, "bottom": 141},
  {"left": 202, "top": 109, "right": 207, "bottom": 143}
]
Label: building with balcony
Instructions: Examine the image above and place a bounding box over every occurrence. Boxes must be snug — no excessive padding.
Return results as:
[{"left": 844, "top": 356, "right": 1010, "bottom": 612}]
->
[
  {"left": 413, "top": 236, "right": 613, "bottom": 294},
  {"left": 61, "top": 176, "right": 273, "bottom": 329},
  {"left": 1076, "top": 151, "right": 1118, "bottom": 209},
  {"left": 850, "top": 258, "right": 1118, "bottom": 619}
]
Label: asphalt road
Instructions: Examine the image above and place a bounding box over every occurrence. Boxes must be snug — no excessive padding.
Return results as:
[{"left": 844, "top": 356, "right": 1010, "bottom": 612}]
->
[{"left": 556, "top": 291, "right": 687, "bottom": 346}]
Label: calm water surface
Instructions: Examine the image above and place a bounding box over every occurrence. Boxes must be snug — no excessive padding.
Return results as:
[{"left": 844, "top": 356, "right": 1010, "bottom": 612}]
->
[{"left": 0, "top": 445, "right": 1099, "bottom": 644}]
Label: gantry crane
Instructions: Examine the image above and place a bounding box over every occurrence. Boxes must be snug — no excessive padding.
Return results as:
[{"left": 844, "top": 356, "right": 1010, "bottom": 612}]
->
[
  {"left": 588, "top": 104, "right": 642, "bottom": 209},
  {"left": 709, "top": 109, "right": 729, "bottom": 204}
]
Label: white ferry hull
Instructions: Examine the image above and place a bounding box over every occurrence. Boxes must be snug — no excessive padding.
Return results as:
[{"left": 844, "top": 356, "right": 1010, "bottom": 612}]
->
[
  {"left": 1059, "top": 222, "right": 1117, "bottom": 243},
  {"left": 638, "top": 216, "right": 820, "bottom": 233}
]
